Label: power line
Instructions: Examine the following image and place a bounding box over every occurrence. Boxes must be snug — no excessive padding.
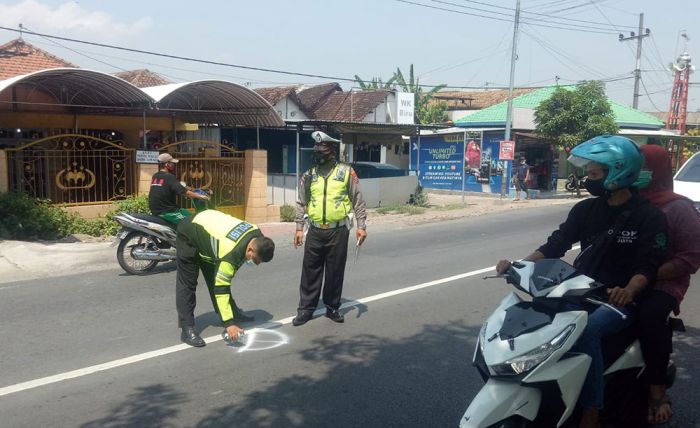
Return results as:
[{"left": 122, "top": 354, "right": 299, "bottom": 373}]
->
[
  {"left": 396, "top": 0, "right": 618, "bottom": 34},
  {"left": 458, "top": 0, "right": 637, "bottom": 29},
  {"left": 1, "top": 25, "right": 480, "bottom": 90},
  {"left": 640, "top": 77, "right": 665, "bottom": 111}
]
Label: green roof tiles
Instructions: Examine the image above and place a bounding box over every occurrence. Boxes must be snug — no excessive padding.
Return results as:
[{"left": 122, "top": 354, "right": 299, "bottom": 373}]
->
[{"left": 453, "top": 85, "right": 664, "bottom": 129}]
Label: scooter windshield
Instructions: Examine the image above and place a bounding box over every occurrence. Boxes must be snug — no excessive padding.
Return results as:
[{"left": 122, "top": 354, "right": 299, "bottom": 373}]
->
[
  {"left": 530, "top": 259, "right": 578, "bottom": 295},
  {"left": 499, "top": 301, "right": 556, "bottom": 340}
]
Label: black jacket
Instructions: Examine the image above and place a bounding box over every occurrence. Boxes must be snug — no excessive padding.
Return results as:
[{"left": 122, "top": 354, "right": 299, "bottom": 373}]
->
[{"left": 538, "top": 194, "right": 667, "bottom": 288}]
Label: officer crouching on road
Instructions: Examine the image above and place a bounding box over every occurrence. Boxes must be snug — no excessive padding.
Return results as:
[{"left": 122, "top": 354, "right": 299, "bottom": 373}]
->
[
  {"left": 176, "top": 207, "right": 275, "bottom": 347},
  {"left": 292, "top": 131, "right": 367, "bottom": 326}
]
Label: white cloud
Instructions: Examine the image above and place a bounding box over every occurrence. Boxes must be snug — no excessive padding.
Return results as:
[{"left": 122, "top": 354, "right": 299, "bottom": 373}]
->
[{"left": 0, "top": 0, "right": 152, "bottom": 42}]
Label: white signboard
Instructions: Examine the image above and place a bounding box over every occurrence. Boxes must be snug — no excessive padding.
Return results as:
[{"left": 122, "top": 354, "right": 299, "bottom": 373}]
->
[
  {"left": 397, "top": 92, "right": 415, "bottom": 124},
  {"left": 136, "top": 150, "right": 160, "bottom": 164}
]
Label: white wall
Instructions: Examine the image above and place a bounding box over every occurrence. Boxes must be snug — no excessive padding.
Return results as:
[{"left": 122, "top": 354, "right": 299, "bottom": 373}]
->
[
  {"left": 273, "top": 97, "right": 309, "bottom": 121},
  {"left": 360, "top": 175, "right": 419, "bottom": 208}
]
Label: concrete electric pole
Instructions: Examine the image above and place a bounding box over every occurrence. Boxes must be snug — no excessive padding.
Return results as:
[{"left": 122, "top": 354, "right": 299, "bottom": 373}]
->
[
  {"left": 619, "top": 13, "right": 650, "bottom": 109},
  {"left": 502, "top": 0, "right": 521, "bottom": 198}
]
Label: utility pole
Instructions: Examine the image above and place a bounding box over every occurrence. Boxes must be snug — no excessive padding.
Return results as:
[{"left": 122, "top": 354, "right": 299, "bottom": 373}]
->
[
  {"left": 619, "top": 13, "right": 650, "bottom": 109},
  {"left": 501, "top": 0, "right": 521, "bottom": 198}
]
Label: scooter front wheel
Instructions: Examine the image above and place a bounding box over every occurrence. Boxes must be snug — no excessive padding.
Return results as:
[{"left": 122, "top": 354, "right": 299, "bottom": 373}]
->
[{"left": 117, "top": 231, "right": 159, "bottom": 275}]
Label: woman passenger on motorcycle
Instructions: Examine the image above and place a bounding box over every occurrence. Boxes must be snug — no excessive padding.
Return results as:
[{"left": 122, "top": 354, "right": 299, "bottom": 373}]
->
[
  {"left": 496, "top": 135, "right": 668, "bottom": 428},
  {"left": 635, "top": 144, "right": 700, "bottom": 425}
]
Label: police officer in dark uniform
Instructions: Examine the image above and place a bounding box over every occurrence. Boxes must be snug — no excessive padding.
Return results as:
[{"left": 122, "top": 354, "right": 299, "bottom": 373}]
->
[
  {"left": 292, "top": 131, "right": 367, "bottom": 326},
  {"left": 176, "top": 209, "right": 275, "bottom": 347}
]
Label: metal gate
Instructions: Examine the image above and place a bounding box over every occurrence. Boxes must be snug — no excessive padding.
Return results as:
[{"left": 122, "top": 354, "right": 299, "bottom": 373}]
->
[
  {"left": 6, "top": 134, "right": 135, "bottom": 205},
  {"left": 159, "top": 140, "right": 246, "bottom": 218}
]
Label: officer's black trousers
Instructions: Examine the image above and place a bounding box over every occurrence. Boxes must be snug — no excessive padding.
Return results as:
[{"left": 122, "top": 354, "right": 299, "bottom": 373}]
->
[
  {"left": 298, "top": 225, "right": 350, "bottom": 312},
  {"left": 175, "top": 216, "right": 222, "bottom": 328}
]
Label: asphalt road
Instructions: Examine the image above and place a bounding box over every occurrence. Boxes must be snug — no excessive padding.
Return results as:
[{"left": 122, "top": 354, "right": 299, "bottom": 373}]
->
[{"left": 0, "top": 204, "right": 698, "bottom": 427}]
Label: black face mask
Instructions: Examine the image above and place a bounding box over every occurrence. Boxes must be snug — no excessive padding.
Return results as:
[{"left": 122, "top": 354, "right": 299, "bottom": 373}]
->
[
  {"left": 584, "top": 178, "right": 607, "bottom": 197},
  {"left": 314, "top": 152, "right": 331, "bottom": 165}
]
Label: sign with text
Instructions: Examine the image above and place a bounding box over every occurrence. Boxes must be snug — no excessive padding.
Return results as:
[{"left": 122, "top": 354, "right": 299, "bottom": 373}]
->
[
  {"left": 499, "top": 140, "right": 515, "bottom": 161},
  {"left": 415, "top": 136, "right": 464, "bottom": 190},
  {"left": 396, "top": 92, "right": 415, "bottom": 124},
  {"left": 136, "top": 150, "right": 160, "bottom": 164}
]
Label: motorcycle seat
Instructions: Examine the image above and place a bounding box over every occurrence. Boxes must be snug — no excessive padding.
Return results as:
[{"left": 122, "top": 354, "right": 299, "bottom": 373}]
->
[{"left": 130, "top": 213, "right": 175, "bottom": 229}]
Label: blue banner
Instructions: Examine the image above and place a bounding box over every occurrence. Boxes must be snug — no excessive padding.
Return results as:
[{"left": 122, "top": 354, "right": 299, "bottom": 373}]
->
[{"left": 412, "top": 135, "right": 464, "bottom": 191}]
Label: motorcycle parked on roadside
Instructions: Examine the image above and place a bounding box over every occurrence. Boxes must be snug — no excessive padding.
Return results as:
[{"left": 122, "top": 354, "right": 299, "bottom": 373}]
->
[
  {"left": 112, "top": 189, "right": 212, "bottom": 275},
  {"left": 459, "top": 259, "right": 682, "bottom": 428},
  {"left": 565, "top": 173, "right": 587, "bottom": 192}
]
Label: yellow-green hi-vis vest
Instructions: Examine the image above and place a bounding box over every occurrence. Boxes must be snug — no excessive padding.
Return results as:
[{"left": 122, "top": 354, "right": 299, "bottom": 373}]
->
[
  {"left": 307, "top": 163, "right": 351, "bottom": 224},
  {"left": 192, "top": 210, "right": 259, "bottom": 325}
]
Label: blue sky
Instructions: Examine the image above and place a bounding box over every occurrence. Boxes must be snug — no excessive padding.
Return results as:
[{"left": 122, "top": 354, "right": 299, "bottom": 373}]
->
[{"left": 0, "top": 0, "right": 697, "bottom": 113}]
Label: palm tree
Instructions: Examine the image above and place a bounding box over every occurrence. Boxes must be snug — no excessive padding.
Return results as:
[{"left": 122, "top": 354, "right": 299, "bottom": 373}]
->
[
  {"left": 354, "top": 75, "right": 397, "bottom": 90},
  {"left": 393, "top": 64, "right": 446, "bottom": 123}
]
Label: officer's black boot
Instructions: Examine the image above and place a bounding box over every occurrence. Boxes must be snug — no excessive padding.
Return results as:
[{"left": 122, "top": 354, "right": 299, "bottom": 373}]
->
[
  {"left": 292, "top": 310, "right": 313, "bottom": 326},
  {"left": 181, "top": 326, "right": 205, "bottom": 347},
  {"left": 232, "top": 299, "right": 255, "bottom": 323}
]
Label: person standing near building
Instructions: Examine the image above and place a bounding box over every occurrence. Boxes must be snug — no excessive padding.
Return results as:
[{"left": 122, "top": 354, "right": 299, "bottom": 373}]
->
[
  {"left": 149, "top": 153, "right": 209, "bottom": 225},
  {"left": 512, "top": 156, "right": 530, "bottom": 200},
  {"left": 292, "top": 131, "right": 368, "bottom": 326},
  {"left": 176, "top": 209, "right": 275, "bottom": 347}
]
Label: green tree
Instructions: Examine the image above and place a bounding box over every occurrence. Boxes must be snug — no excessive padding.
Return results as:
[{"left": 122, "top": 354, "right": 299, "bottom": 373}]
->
[
  {"left": 393, "top": 64, "right": 447, "bottom": 124},
  {"left": 418, "top": 101, "right": 448, "bottom": 124},
  {"left": 534, "top": 80, "right": 618, "bottom": 148},
  {"left": 354, "top": 75, "right": 397, "bottom": 90}
]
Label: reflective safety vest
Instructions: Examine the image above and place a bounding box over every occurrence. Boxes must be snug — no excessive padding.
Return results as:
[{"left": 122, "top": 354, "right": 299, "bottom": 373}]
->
[
  {"left": 307, "top": 163, "right": 351, "bottom": 224},
  {"left": 191, "top": 210, "right": 261, "bottom": 326}
]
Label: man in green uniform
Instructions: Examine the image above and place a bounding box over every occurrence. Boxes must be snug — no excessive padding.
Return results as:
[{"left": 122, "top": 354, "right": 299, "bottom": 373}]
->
[
  {"left": 176, "top": 209, "right": 275, "bottom": 347},
  {"left": 149, "top": 153, "right": 209, "bottom": 225},
  {"left": 292, "top": 131, "right": 367, "bottom": 326}
]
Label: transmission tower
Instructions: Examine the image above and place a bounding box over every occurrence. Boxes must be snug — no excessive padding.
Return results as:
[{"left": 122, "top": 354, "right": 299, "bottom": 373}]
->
[{"left": 666, "top": 32, "right": 694, "bottom": 134}]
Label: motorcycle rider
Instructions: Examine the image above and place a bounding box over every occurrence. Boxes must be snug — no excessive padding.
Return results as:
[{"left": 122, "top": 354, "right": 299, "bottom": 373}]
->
[
  {"left": 496, "top": 135, "right": 667, "bottom": 428},
  {"left": 149, "top": 153, "right": 210, "bottom": 225},
  {"left": 176, "top": 205, "right": 275, "bottom": 347}
]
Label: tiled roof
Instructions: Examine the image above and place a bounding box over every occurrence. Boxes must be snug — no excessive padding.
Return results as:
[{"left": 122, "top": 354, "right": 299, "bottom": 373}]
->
[
  {"left": 454, "top": 86, "right": 664, "bottom": 129},
  {"left": 296, "top": 82, "right": 342, "bottom": 117},
  {"left": 0, "top": 38, "right": 77, "bottom": 80},
  {"left": 254, "top": 85, "right": 299, "bottom": 106},
  {"left": 313, "top": 90, "right": 390, "bottom": 121},
  {"left": 113, "top": 69, "right": 170, "bottom": 88},
  {"left": 432, "top": 88, "right": 537, "bottom": 110}
]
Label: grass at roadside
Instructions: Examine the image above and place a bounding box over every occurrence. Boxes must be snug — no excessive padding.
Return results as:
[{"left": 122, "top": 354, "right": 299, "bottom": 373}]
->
[
  {"left": 435, "top": 203, "right": 469, "bottom": 211},
  {"left": 376, "top": 204, "right": 426, "bottom": 215}
]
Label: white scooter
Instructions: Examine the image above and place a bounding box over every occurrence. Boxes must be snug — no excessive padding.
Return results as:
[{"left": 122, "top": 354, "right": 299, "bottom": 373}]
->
[{"left": 460, "top": 259, "right": 680, "bottom": 428}]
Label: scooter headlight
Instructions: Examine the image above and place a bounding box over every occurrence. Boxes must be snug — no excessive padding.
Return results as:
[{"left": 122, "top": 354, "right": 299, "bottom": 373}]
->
[
  {"left": 478, "top": 321, "right": 488, "bottom": 353},
  {"left": 490, "top": 324, "right": 575, "bottom": 376}
]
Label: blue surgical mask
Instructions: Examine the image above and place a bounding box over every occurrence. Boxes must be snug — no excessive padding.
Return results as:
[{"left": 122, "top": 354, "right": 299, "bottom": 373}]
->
[
  {"left": 633, "top": 171, "right": 653, "bottom": 189},
  {"left": 244, "top": 258, "right": 255, "bottom": 267}
]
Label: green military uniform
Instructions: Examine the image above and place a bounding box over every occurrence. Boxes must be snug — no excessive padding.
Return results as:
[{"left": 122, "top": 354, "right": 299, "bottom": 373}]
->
[{"left": 176, "top": 210, "right": 262, "bottom": 328}]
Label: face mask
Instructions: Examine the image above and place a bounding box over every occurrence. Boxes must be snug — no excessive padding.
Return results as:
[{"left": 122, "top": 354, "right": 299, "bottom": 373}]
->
[
  {"left": 314, "top": 152, "right": 330, "bottom": 164},
  {"left": 244, "top": 258, "right": 255, "bottom": 267},
  {"left": 634, "top": 171, "right": 652, "bottom": 189},
  {"left": 584, "top": 178, "right": 607, "bottom": 197}
]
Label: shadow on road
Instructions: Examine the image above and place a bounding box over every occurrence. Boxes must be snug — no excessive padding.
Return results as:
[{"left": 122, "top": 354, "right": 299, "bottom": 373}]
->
[
  {"left": 195, "top": 321, "right": 481, "bottom": 427},
  {"left": 79, "top": 384, "right": 187, "bottom": 428}
]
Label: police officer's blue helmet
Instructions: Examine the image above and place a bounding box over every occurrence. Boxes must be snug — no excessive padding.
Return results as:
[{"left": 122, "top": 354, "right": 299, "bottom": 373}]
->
[
  {"left": 192, "top": 189, "right": 212, "bottom": 212},
  {"left": 568, "top": 135, "right": 643, "bottom": 191}
]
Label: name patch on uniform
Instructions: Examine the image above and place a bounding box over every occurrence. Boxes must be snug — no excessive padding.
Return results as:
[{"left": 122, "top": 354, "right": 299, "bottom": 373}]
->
[{"left": 227, "top": 222, "right": 254, "bottom": 243}]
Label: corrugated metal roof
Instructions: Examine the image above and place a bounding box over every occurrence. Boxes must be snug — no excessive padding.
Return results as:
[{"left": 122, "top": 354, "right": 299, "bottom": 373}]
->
[
  {"left": 143, "top": 81, "right": 285, "bottom": 127},
  {"left": 454, "top": 86, "right": 664, "bottom": 129},
  {"left": 0, "top": 68, "right": 154, "bottom": 107}
]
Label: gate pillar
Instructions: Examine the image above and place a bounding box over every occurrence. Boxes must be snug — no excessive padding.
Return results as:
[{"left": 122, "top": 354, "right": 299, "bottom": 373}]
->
[{"left": 244, "top": 149, "right": 268, "bottom": 224}]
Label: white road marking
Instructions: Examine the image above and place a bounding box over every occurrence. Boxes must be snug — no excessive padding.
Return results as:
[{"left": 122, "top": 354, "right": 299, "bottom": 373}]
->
[{"left": 0, "top": 253, "right": 580, "bottom": 397}]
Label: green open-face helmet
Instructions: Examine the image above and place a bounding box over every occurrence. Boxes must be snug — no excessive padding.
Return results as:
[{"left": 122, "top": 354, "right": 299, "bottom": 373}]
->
[{"left": 568, "top": 135, "right": 643, "bottom": 191}]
